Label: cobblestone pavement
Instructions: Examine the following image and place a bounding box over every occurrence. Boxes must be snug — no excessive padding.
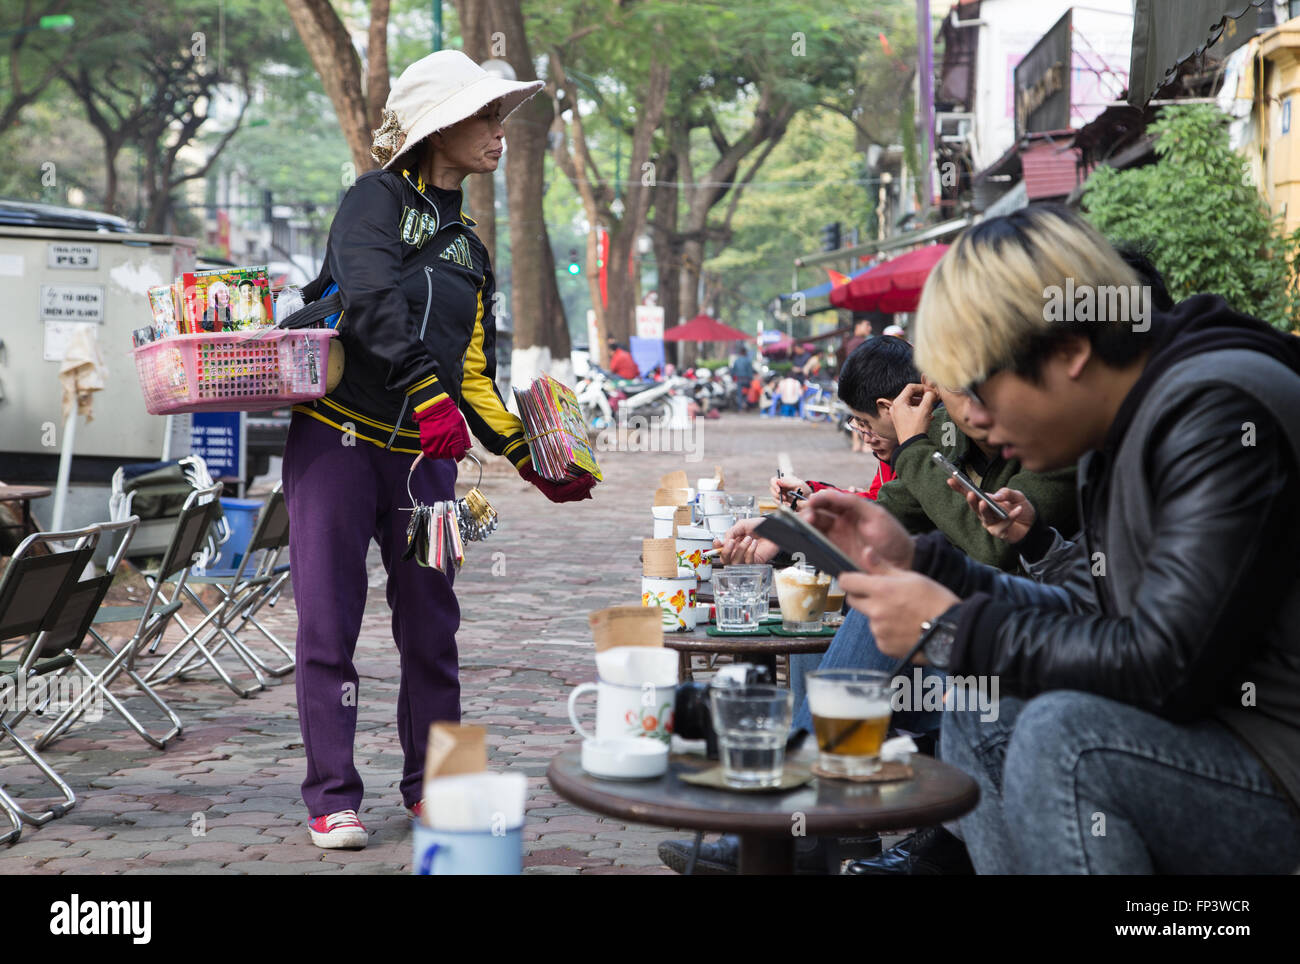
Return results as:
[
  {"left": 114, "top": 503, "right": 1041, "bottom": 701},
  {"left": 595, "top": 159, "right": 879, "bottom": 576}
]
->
[{"left": 0, "top": 412, "right": 872, "bottom": 874}]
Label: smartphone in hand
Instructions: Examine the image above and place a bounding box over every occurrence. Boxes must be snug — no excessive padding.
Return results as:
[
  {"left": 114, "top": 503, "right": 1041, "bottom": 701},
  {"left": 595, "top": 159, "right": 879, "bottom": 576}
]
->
[{"left": 931, "top": 451, "right": 1011, "bottom": 521}]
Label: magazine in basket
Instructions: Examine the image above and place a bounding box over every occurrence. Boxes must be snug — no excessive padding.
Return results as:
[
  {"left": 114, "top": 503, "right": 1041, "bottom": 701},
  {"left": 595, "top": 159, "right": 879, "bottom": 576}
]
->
[{"left": 179, "top": 265, "right": 274, "bottom": 333}]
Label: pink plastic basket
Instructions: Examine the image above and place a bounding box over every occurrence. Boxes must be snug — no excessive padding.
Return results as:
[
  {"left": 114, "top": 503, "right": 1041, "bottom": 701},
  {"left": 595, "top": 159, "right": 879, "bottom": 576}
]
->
[{"left": 132, "top": 329, "right": 338, "bottom": 415}]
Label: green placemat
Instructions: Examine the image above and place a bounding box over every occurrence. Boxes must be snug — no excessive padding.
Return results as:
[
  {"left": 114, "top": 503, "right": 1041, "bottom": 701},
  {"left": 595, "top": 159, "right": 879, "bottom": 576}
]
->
[
  {"left": 680, "top": 764, "right": 813, "bottom": 793},
  {"left": 704, "top": 625, "right": 772, "bottom": 637},
  {"left": 707, "top": 614, "right": 780, "bottom": 626},
  {"left": 769, "top": 625, "right": 838, "bottom": 638}
]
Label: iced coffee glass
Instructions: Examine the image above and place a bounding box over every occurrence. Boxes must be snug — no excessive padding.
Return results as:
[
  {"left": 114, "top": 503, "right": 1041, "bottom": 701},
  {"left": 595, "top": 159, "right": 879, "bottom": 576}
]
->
[
  {"left": 807, "top": 669, "right": 893, "bottom": 777},
  {"left": 774, "top": 563, "right": 831, "bottom": 632}
]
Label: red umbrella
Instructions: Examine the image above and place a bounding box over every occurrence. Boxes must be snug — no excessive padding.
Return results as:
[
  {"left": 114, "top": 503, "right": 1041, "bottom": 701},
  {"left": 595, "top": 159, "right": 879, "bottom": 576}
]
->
[
  {"left": 829, "top": 243, "right": 949, "bottom": 313},
  {"left": 759, "top": 332, "right": 795, "bottom": 356},
  {"left": 662, "top": 313, "right": 751, "bottom": 342}
]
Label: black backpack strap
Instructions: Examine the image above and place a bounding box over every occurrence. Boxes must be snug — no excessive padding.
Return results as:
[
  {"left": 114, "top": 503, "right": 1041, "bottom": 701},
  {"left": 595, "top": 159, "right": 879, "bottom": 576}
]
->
[{"left": 277, "top": 292, "right": 344, "bottom": 330}]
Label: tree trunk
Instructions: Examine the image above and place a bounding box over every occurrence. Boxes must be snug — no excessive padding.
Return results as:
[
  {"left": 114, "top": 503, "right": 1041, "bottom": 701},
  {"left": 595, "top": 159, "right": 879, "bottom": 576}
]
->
[
  {"left": 282, "top": 0, "right": 378, "bottom": 173},
  {"left": 603, "top": 53, "right": 670, "bottom": 347},
  {"left": 491, "top": 0, "right": 571, "bottom": 388},
  {"left": 366, "top": 0, "right": 391, "bottom": 123},
  {"left": 650, "top": 144, "right": 682, "bottom": 328},
  {"left": 454, "top": 0, "right": 495, "bottom": 261}
]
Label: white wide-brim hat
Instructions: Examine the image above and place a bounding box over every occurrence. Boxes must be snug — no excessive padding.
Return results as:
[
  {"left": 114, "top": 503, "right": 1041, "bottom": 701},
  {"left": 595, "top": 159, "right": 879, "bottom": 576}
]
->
[{"left": 371, "top": 49, "right": 544, "bottom": 170}]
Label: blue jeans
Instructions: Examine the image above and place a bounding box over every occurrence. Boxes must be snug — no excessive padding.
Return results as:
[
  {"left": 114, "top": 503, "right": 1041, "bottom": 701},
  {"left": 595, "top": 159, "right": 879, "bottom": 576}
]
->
[
  {"left": 790, "top": 608, "right": 946, "bottom": 736},
  {"left": 941, "top": 689, "right": 1300, "bottom": 873}
]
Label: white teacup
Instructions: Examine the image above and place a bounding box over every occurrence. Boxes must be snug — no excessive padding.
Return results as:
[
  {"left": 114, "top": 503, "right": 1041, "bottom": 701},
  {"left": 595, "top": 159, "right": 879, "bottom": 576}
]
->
[
  {"left": 568, "top": 679, "right": 677, "bottom": 744},
  {"left": 642, "top": 575, "right": 698, "bottom": 631},
  {"left": 651, "top": 505, "right": 678, "bottom": 539},
  {"left": 701, "top": 512, "right": 736, "bottom": 535},
  {"left": 698, "top": 490, "right": 728, "bottom": 515}
]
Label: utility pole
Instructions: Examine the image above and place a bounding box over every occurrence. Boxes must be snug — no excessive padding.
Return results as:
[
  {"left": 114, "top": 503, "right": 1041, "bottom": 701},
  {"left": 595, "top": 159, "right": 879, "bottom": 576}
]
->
[{"left": 916, "top": 0, "right": 935, "bottom": 215}]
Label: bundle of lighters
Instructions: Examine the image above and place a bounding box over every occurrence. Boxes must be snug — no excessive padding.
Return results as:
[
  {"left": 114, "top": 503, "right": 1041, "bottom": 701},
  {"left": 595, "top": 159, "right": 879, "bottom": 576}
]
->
[
  {"left": 403, "top": 500, "right": 466, "bottom": 572},
  {"left": 402, "top": 457, "right": 500, "bottom": 571}
]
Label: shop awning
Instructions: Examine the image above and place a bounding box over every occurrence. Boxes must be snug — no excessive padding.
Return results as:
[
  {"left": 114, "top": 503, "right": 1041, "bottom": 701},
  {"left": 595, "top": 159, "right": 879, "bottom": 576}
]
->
[
  {"left": 1129, "top": 0, "right": 1265, "bottom": 106},
  {"left": 829, "top": 244, "right": 950, "bottom": 313},
  {"left": 1021, "top": 140, "right": 1083, "bottom": 199}
]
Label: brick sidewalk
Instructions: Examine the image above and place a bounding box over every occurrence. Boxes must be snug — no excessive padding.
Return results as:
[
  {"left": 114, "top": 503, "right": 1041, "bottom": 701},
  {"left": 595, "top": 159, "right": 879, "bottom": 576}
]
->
[{"left": 0, "top": 412, "right": 871, "bottom": 874}]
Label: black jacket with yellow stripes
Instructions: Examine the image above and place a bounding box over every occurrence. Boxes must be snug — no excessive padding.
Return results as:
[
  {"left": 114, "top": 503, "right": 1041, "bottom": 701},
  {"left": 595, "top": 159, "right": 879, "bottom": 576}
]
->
[{"left": 293, "top": 166, "right": 530, "bottom": 466}]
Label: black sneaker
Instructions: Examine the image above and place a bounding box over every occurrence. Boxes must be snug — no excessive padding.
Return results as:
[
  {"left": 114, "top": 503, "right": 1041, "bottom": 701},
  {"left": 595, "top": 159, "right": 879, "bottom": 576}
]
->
[
  {"left": 658, "top": 833, "right": 882, "bottom": 875},
  {"left": 843, "top": 826, "right": 974, "bottom": 875}
]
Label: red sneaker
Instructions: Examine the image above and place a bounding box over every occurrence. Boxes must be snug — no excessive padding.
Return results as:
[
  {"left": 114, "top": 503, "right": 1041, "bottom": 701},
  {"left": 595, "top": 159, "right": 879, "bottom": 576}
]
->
[
  {"left": 307, "top": 809, "right": 367, "bottom": 849},
  {"left": 407, "top": 800, "right": 424, "bottom": 820}
]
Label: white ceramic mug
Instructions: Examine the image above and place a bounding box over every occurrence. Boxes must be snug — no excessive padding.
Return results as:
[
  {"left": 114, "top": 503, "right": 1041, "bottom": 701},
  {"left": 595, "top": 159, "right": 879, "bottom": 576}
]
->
[
  {"left": 701, "top": 512, "right": 736, "bottom": 535},
  {"left": 642, "top": 575, "right": 698, "bottom": 631},
  {"left": 698, "top": 490, "right": 728, "bottom": 515},
  {"left": 651, "top": 505, "right": 678, "bottom": 539},
  {"left": 675, "top": 525, "right": 714, "bottom": 580},
  {"left": 568, "top": 679, "right": 677, "bottom": 744}
]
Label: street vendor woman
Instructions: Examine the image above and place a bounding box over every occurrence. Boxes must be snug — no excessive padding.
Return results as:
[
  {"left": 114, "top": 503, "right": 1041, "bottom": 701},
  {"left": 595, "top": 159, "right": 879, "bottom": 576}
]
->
[{"left": 283, "top": 50, "right": 597, "bottom": 850}]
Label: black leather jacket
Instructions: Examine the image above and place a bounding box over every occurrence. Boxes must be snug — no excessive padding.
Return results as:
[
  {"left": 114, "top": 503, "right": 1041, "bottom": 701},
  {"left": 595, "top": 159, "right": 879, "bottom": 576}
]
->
[
  {"left": 914, "top": 344, "right": 1300, "bottom": 812},
  {"left": 293, "top": 166, "right": 529, "bottom": 465}
]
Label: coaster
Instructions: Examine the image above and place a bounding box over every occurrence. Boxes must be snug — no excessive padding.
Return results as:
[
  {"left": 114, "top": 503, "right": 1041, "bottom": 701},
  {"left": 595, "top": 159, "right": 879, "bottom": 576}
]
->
[
  {"left": 810, "top": 760, "right": 914, "bottom": 783},
  {"left": 680, "top": 764, "right": 813, "bottom": 793},
  {"left": 704, "top": 625, "right": 772, "bottom": 637},
  {"left": 769, "top": 625, "right": 838, "bottom": 638}
]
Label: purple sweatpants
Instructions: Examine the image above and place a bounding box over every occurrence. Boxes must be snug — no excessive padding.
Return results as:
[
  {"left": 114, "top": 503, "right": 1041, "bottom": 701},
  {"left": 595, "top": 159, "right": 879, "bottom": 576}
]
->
[{"left": 282, "top": 413, "right": 460, "bottom": 816}]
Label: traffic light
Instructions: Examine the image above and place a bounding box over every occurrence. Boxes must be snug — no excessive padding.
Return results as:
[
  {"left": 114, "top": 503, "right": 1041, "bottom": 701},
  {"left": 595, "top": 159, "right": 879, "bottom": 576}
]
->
[
  {"left": 566, "top": 248, "right": 581, "bottom": 275},
  {"left": 820, "top": 222, "right": 841, "bottom": 252}
]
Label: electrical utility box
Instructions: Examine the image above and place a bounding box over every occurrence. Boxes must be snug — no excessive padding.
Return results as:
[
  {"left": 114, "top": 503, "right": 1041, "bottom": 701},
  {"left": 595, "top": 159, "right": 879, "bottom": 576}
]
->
[{"left": 0, "top": 224, "right": 197, "bottom": 483}]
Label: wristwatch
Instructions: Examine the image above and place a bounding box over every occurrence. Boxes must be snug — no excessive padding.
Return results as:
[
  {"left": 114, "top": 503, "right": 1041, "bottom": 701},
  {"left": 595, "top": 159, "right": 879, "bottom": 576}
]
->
[{"left": 917, "top": 608, "right": 960, "bottom": 670}]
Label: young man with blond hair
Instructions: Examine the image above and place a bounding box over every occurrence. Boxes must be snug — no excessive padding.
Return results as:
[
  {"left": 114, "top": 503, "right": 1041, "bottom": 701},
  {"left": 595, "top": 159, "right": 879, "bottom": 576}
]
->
[{"left": 807, "top": 205, "right": 1300, "bottom": 873}]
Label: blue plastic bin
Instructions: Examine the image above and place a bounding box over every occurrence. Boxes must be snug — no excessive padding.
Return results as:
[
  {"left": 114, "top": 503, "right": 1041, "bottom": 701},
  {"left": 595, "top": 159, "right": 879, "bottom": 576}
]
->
[{"left": 207, "top": 497, "right": 264, "bottom": 574}]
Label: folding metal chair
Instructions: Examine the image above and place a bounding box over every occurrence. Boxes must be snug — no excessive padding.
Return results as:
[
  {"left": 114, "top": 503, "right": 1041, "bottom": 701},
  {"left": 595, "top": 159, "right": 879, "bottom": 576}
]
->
[
  {"left": 134, "top": 484, "right": 269, "bottom": 698},
  {"left": 24, "top": 517, "right": 192, "bottom": 752},
  {"left": 0, "top": 524, "right": 98, "bottom": 839},
  {"left": 157, "top": 482, "right": 294, "bottom": 683}
]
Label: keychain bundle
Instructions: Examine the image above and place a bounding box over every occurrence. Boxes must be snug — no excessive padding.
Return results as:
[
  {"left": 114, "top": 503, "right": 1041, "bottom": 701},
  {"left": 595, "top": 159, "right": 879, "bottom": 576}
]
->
[{"left": 402, "top": 453, "right": 498, "bottom": 571}]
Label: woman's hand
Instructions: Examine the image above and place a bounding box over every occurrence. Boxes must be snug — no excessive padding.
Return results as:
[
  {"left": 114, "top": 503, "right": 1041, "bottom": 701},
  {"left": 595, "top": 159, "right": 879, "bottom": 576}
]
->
[
  {"left": 519, "top": 462, "right": 596, "bottom": 503},
  {"left": 714, "top": 516, "right": 779, "bottom": 565},
  {"left": 838, "top": 549, "right": 960, "bottom": 662},
  {"left": 799, "top": 488, "right": 914, "bottom": 571},
  {"left": 948, "top": 482, "right": 1035, "bottom": 543},
  {"left": 414, "top": 398, "right": 472, "bottom": 461}
]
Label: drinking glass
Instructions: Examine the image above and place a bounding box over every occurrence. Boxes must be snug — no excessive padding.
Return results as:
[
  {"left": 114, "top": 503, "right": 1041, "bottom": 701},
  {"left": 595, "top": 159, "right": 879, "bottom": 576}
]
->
[
  {"left": 726, "top": 494, "right": 756, "bottom": 519},
  {"left": 723, "top": 563, "right": 773, "bottom": 625},
  {"left": 708, "top": 683, "right": 793, "bottom": 788},
  {"left": 711, "top": 569, "right": 767, "bottom": 631},
  {"left": 806, "top": 669, "right": 893, "bottom": 777},
  {"left": 774, "top": 563, "right": 831, "bottom": 632}
]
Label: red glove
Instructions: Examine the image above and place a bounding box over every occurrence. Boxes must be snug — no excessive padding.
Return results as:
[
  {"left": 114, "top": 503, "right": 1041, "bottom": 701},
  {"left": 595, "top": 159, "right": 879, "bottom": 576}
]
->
[
  {"left": 519, "top": 461, "right": 596, "bottom": 503},
  {"left": 414, "top": 397, "right": 471, "bottom": 461}
]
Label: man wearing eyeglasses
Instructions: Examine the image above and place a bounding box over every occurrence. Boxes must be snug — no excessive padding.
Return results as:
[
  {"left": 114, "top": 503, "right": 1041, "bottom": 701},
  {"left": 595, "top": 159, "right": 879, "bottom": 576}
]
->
[{"left": 663, "top": 336, "right": 1078, "bottom": 876}]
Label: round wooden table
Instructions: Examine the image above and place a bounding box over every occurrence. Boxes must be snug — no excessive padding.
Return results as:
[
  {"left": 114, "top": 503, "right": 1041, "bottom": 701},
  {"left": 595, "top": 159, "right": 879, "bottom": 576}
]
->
[
  {"left": 547, "top": 747, "right": 979, "bottom": 874},
  {"left": 662, "top": 628, "right": 832, "bottom": 681},
  {"left": 0, "top": 485, "right": 51, "bottom": 541}
]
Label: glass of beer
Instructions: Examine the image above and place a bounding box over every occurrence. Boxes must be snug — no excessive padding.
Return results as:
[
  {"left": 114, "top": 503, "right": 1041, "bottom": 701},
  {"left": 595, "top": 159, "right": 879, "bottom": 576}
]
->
[{"left": 807, "top": 669, "right": 893, "bottom": 777}]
